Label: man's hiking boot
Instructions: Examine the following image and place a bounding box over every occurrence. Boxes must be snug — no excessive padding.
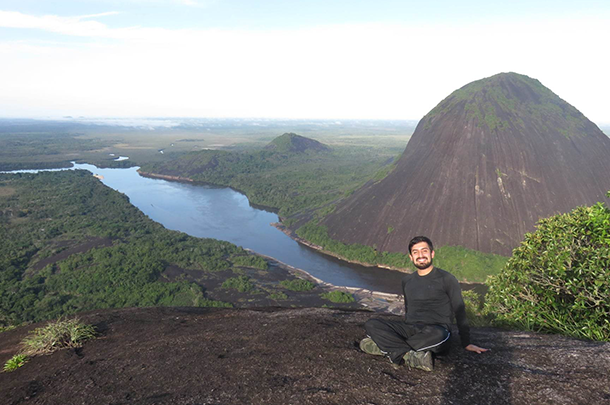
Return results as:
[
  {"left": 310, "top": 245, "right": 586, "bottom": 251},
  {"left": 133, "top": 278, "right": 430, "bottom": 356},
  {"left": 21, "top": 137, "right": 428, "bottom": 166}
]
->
[
  {"left": 403, "top": 350, "right": 433, "bottom": 372},
  {"left": 360, "top": 337, "right": 383, "bottom": 356}
]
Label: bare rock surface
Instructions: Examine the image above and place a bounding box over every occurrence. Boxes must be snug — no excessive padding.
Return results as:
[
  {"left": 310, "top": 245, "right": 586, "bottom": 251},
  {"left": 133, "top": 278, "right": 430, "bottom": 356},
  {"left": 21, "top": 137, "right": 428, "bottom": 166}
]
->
[{"left": 1, "top": 306, "right": 609, "bottom": 405}]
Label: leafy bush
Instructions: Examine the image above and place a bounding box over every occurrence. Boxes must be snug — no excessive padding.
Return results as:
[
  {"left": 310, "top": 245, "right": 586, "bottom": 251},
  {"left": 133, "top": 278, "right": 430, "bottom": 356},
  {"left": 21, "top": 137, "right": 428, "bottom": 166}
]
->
[
  {"left": 267, "top": 292, "right": 288, "bottom": 300},
  {"left": 221, "top": 276, "right": 255, "bottom": 293},
  {"left": 280, "top": 279, "right": 315, "bottom": 292},
  {"left": 3, "top": 354, "right": 28, "bottom": 372},
  {"left": 230, "top": 255, "right": 268, "bottom": 270},
  {"left": 485, "top": 194, "right": 610, "bottom": 341},
  {"left": 320, "top": 290, "right": 355, "bottom": 303},
  {"left": 22, "top": 317, "right": 97, "bottom": 355}
]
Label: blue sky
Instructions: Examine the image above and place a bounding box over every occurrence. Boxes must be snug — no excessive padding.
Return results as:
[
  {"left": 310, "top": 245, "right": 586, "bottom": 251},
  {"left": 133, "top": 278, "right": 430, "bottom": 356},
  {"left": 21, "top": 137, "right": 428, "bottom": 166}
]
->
[{"left": 1, "top": 0, "right": 609, "bottom": 122}]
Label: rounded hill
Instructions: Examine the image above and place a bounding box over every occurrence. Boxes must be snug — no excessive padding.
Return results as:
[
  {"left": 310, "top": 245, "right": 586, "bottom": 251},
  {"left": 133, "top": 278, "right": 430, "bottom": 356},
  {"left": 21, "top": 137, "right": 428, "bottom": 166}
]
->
[
  {"left": 321, "top": 72, "right": 610, "bottom": 255},
  {"left": 266, "top": 133, "right": 331, "bottom": 153}
]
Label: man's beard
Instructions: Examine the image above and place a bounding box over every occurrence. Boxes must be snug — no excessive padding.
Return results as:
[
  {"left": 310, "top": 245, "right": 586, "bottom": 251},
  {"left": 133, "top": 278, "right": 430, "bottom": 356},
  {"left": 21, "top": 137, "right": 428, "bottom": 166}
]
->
[{"left": 413, "top": 258, "right": 432, "bottom": 270}]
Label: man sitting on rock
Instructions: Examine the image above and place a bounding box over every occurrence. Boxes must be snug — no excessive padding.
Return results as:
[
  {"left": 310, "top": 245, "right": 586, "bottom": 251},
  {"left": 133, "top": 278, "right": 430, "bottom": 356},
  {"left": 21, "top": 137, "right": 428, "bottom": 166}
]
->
[{"left": 360, "top": 236, "right": 489, "bottom": 371}]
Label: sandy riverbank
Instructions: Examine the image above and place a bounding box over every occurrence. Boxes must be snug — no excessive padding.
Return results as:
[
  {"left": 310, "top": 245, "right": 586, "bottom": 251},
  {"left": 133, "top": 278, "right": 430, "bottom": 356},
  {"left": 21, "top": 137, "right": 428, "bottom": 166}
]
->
[{"left": 247, "top": 249, "right": 404, "bottom": 315}]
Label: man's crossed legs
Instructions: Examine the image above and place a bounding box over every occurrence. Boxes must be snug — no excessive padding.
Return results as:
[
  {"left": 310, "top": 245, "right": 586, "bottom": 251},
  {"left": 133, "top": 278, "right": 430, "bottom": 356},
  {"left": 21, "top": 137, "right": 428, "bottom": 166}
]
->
[{"left": 361, "top": 319, "right": 451, "bottom": 371}]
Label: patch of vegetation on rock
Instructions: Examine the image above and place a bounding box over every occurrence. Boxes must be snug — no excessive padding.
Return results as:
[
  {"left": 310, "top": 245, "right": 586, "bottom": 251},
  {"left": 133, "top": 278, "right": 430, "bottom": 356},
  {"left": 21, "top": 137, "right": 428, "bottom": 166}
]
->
[
  {"left": 221, "top": 276, "right": 255, "bottom": 293},
  {"left": 3, "top": 317, "right": 96, "bottom": 372},
  {"left": 230, "top": 255, "right": 268, "bottom": 270},
  {"left": 320, "top": 290, "right": 355, "bottom": 303},
  {"left": 279, "top": 279, "right": 315, "bottom": 292}
]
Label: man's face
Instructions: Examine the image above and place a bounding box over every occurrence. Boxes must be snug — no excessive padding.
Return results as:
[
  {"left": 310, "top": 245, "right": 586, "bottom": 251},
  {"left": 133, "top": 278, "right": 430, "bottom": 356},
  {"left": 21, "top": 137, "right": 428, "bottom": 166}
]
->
[{"left": 409, "top": 241, "right": 434, "bottom": 270}]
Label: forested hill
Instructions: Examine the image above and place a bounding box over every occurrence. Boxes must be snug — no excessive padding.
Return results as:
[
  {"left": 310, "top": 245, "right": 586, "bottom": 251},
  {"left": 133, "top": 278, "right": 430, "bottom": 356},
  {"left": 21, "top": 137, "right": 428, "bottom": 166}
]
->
[
  {"left": 0, "top": 171, "right": 346, "bottom": 326},
  {"left": 265, "top": 133, "right": 331, "bottom": 153},
  {"left": 139, "top": 135, "right": 396, "bottom": 217}
]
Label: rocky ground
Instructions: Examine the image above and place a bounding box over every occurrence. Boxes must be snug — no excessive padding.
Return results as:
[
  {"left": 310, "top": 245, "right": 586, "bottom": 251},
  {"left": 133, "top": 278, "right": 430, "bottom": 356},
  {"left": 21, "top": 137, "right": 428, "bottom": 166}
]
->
[{"left": 1, "top": 306, "right": 608, "bottom": 405}]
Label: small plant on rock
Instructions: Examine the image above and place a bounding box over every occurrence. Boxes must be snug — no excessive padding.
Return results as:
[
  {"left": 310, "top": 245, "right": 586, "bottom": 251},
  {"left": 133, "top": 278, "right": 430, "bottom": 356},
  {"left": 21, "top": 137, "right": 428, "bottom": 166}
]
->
[{"left": 3, "top": 354, "right": 28, "bottom": 372}]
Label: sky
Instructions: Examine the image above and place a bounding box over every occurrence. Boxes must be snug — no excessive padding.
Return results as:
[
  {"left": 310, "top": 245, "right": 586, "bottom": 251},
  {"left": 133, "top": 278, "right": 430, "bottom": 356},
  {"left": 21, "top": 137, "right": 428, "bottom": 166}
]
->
[{"left": 1, "top": 0, "right": 609, "bottom": 122}]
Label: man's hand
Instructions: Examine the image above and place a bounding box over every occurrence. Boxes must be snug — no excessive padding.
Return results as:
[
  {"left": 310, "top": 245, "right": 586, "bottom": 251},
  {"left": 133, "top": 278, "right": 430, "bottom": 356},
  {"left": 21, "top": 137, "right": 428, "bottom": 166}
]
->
[{"left": 465, "top": 344, "right": 489, "bottom": 354}]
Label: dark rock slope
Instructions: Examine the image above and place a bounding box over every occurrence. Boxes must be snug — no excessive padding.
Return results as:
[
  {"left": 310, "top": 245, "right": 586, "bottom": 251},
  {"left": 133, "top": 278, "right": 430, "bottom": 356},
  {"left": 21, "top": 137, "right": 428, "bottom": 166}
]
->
[
  {"left": 1, "top": 307, "right": 609, "bottom": 404},
  {"left": 322, "top": 72, "right": 610, "bottom": 255}
]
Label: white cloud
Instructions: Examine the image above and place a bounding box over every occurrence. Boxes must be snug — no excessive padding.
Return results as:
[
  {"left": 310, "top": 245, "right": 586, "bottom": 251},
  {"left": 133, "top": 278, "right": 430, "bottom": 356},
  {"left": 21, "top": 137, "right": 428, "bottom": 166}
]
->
[
  {"left": 77, "top": 11, "right": 121, "bottom": 19},
  {"left": 172, "top": 0, "right": 214, "bottom": 6},
  {"left": 0, "top": 10, "right": 608, "bottom": 121},
  {"left": 0, "top": 10, "right": 124, "bottom": 38}
]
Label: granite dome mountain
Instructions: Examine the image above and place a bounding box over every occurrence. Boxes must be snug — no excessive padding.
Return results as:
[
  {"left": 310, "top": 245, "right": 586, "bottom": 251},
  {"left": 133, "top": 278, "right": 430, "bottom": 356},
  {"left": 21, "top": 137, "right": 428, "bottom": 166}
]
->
[{"left": 322, "top": 72, "right": 610, "bottom": 255}]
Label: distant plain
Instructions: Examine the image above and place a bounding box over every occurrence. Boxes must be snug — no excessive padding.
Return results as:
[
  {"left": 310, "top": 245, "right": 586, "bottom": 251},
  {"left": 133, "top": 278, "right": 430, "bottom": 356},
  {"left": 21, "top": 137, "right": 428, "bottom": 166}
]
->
[{"left": 0, "top": 118, "right": 416, "bottom": 170}]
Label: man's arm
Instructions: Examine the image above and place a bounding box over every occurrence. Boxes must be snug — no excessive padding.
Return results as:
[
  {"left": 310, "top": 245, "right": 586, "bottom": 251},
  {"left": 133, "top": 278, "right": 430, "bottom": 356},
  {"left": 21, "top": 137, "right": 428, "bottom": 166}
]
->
[
  {"left": 401, "top": 277, "right": 408, "bottom": 318},
  {"left": 445, "top": 275, "right": 490, "bottom": 353},
  {"left": 444, "top": 274, "right": 471, "bottom": 347}
]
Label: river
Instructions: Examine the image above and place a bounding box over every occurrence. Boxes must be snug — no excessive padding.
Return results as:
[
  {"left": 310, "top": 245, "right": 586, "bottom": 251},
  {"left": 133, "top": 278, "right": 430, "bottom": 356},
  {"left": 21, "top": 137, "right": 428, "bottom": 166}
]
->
[{"left": 61, "top": 163, "right": 407, "bottom": 294}]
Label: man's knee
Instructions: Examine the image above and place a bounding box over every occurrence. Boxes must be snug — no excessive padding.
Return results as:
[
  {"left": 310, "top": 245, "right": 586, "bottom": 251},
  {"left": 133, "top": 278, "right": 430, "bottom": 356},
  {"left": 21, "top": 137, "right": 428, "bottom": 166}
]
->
[
  {"left": 364, "top": 318, "right": 387, "bottom": 336},
  {"left": 422, "top": 325, "right": 449, "bottom": 341},
  {"left": 419, "top": 325, "right": 451, "bottom": 353}
]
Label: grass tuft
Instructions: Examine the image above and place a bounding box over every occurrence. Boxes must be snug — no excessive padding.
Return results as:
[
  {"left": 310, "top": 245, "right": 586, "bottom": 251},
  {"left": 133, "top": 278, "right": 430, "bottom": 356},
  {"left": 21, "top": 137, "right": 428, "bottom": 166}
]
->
[
  {"left": 21, "top": 317, "right": 96, "bottom": 356},
  {"left": 0, "top": 325, "right": 17, "bottom": 333}
]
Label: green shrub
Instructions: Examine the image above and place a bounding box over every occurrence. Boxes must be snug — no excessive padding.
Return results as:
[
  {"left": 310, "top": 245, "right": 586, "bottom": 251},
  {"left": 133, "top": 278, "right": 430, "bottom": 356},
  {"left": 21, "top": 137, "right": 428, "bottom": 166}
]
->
[
  {"left": 280, "top": 279, "right": 315, "bottom": 292},
  {"left": 221, "top": 276, "right": 255, "bottom": 293},
  {"left": 3, "top": 354, "right": 28, "bottom": 372},
  {"left": 485, "top": 193, "right": 610, "bottom": 341},
  {"left": 267, "top": 291, "right": 288, "bottom": 300},
  {"left": 230, "top": 255, "right": 268, "bottom": 270},
  {"left": 22, "top": 317, "right": 97, "bottom": 355},
  {"left": 320, "top": 290, "right": 355, "bottom": 303}
]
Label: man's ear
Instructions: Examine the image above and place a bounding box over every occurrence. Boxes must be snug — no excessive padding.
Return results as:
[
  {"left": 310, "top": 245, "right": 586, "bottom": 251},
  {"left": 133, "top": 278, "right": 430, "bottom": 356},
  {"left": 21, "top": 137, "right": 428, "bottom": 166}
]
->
[{"left": 431, "top": 250, "right": 435, "bottom": 259}]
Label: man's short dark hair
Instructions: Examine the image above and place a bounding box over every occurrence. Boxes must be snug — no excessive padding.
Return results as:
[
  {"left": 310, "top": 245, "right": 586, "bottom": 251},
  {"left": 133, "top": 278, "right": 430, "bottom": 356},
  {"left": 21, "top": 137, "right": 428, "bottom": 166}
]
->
[{"left": 408, "top": 236, "right": 434, "bottom": 254}]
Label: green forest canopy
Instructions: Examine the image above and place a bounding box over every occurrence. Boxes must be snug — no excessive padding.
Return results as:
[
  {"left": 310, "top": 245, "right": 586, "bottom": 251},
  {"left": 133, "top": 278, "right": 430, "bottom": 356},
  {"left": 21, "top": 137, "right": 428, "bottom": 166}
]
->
[{"left": 0, "top": 170, "right": 255, "bottom": 325}]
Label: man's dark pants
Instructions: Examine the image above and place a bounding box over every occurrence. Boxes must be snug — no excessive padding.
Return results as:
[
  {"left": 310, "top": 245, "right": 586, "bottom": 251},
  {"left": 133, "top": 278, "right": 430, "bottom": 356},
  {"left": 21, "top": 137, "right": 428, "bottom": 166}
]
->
[{"left": 365, "top": 319, "right": 451, "bottom": 364}]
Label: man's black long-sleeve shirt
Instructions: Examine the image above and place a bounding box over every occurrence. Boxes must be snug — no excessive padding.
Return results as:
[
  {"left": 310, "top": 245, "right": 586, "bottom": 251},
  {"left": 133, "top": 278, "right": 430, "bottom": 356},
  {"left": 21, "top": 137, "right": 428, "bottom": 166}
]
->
[{"left": 401, "top": 267, "right": 471, "bottom": 347}]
